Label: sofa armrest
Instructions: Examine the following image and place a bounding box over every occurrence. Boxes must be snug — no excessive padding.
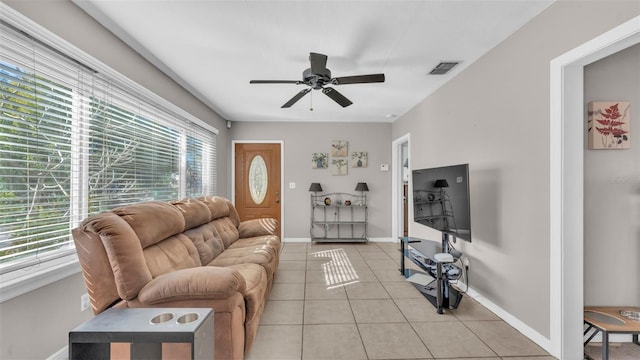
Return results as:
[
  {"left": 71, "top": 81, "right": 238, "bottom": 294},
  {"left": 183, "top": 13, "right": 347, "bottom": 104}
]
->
[
  {"left": 138, "top": 266, "right": 247, "bottom": 305},
  {"left": 238, "top": 218, "right": 279, "bottom": 238}
]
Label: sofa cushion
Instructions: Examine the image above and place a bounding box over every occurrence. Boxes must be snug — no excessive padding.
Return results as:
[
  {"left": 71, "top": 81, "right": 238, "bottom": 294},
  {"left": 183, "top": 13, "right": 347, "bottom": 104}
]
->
[
  {"left": 137, "top": 266, "right": 247, "bottom": 304},
  {"left": 238, "top": 218, "right": 279, "bottom": 238},
  {"left": 113, "top": 201, "right": 185, "bottom": 248},
  {"left": 211, "top": 217, "right": 240, "bottom": 248},
  {"left": 143, "top": 233, "right": 202, "bottom": 278},
  {"left": 198, "top": 196, "right": 231, "bottom": 220},
  {"left": 208, "top": 245, "right": 277, "bottom": 278},
  {"left": 184, "top": 223, "right": 226, "bottom": 265},
  {"left": 171, "top": 198, "right": 212, "bottom": 229}
]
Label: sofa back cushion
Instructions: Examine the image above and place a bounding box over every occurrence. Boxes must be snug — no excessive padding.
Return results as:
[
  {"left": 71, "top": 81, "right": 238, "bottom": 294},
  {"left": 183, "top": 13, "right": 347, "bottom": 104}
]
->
[
  {"left": 184, "top": 223, "right": 226, "bottom": 265},
  {"left": 171, "top": 198, "right": 212, "bottom": 229},
  {"left": 143, "top": 233, "right": 202, "bottom": 278},
  {"left": 211, "top": 217, "right": 240, "bottom": 248},
  {"left": 113, "top": 201, "right": 185, "bottom": 248}
]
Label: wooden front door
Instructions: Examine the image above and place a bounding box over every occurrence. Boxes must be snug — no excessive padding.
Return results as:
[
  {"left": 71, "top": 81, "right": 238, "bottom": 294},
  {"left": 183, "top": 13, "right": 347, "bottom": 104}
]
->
[{"left": 234, "top": 143, "right": 281, "bottom": 237}]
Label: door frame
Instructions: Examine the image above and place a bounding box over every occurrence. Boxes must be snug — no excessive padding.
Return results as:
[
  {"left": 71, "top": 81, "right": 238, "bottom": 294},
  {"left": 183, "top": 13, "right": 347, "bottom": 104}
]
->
[
  {"left": 549, "top": 15, "right": 640, "bottom": 358},
  {"left": 231, "top": 140, "right": 285, "bottom": 238},
  {"left": 392, "top": 133, "right": 410, "bottom": 240}
]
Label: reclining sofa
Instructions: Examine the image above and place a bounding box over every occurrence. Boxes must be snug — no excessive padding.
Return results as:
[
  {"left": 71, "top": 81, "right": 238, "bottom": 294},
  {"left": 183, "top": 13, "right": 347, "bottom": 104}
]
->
[{"left": 72, "top": 196, "right": 280, "bottom": 359}]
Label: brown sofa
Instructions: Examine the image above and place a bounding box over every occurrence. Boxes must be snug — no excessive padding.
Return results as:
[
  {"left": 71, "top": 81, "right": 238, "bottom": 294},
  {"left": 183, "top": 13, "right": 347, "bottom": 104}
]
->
[{"left": 72, "top": 196, "right": 280, "bottom": 360}]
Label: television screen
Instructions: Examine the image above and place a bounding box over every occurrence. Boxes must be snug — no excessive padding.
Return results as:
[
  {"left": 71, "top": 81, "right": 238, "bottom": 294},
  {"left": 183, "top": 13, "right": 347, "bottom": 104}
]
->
[{"left": 412, "top": 164, "right": 471, "bottom": 242}]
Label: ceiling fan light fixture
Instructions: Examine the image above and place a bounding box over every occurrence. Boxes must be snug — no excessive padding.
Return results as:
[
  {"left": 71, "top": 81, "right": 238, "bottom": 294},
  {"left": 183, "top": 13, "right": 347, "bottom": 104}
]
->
[{"left": 429, "top": 62, "right": 459, "bottom": 75}]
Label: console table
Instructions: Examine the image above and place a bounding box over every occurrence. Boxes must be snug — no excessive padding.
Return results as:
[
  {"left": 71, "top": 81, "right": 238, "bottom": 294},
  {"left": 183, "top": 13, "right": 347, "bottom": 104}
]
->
[
  {"left": 69, "top": 308, "right": 214, "bottom": 360},
  {"left": 399, "top": 236, "right": 463, "bottom": 313},
  {"left": 310, "top": 192, "right": 368, "bottom": 242}
]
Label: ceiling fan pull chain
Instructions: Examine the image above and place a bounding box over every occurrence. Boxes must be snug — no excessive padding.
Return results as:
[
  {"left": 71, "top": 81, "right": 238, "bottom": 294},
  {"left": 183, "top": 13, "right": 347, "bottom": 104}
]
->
[{"left": 309, "top": 90, "right": 313, "bottom": 111}]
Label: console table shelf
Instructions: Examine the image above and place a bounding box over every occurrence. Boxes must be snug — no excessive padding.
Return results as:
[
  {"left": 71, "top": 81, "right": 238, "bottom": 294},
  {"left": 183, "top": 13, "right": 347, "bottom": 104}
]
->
[{"left": 310, "top": 192, "right": 368, "bottom": 242}]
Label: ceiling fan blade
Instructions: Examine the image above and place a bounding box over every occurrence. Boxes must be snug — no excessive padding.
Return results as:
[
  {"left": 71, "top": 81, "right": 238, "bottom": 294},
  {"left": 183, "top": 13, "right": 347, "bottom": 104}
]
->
[
  {"left": 322, "top": 87, "right": 353, "bottom": 107},
  {"left": 281, "top": 88, "right": 311, "bottom": 108},
  {"left": 331, "top": 73, "right": 385, "bottom": 85},
  {"left": 250, "top": 80, "right": 301, "bottom": 84},
  {"left": 309, "top": 52, "right": 328, "bottom": 74}
]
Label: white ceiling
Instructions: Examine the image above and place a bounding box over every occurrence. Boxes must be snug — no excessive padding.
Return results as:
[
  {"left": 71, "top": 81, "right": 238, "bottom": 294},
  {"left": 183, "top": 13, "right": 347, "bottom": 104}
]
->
[{"left": 73, "top": 0, "right": 553, "bottom": 123}]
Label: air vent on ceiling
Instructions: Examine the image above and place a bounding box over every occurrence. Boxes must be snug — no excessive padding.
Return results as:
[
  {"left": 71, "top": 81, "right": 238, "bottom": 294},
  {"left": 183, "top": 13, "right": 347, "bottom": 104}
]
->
[{"left": 429, "top": 62, "right": 458, "bottom": 75}]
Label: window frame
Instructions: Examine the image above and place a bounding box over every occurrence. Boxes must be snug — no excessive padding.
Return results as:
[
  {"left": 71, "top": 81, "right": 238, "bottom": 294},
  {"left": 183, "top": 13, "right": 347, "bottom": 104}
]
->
[{"left": 0, "top": 4, "right": 218, "bottom": 302}]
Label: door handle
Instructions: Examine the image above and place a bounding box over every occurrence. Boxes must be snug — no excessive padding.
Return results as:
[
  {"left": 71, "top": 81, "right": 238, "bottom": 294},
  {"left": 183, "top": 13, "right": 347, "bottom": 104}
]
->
[{"left": 275, "top": 192, "right": 280, "bottom": 203}]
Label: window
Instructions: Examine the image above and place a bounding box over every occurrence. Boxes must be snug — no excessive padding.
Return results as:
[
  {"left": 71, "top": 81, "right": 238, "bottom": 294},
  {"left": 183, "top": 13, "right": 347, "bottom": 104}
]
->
[{"left": 0, "top": 18, "right": 217, "bottom": 282}]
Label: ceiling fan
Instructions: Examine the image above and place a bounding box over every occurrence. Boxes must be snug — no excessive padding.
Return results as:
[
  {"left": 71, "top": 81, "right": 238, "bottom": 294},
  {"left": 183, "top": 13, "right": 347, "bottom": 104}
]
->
[{"left": 249, "top": 52, "right": 385, "bottom": 108}]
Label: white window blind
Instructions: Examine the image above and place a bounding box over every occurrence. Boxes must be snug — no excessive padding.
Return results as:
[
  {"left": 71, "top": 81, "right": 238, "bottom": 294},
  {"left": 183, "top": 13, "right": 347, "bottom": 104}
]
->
[{"left": 0, "top": 19, "right": 217, "bottom": 274}]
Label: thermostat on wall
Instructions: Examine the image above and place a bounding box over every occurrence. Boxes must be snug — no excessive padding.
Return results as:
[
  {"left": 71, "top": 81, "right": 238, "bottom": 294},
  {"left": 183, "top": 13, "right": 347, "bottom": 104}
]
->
[{"left": 380, "top": 164, "right": 389, "bottom": 171}]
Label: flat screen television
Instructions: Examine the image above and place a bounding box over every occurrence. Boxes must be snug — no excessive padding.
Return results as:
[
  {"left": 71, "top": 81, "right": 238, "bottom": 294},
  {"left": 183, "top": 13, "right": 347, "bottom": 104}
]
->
[{"left": 412, "top": 164, "right": 471, "bottom": 242}]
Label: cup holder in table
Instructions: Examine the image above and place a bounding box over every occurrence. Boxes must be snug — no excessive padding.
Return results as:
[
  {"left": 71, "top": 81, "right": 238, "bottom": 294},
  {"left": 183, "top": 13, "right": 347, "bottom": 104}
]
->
[
  {"left": 177, "top": 313, "right": 200, "bottom": 324},
  {"left": 150, "top": 312, "right": 175, "bottom": 325}
]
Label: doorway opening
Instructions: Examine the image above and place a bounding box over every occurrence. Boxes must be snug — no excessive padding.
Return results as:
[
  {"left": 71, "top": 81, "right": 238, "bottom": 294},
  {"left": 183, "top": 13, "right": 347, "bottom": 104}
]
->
[
  {"left": 392, "top": 134, "right": 410, "bottom": 241},
  {"left": 550, "top": 15, "right": 640, "bottom": 358}
]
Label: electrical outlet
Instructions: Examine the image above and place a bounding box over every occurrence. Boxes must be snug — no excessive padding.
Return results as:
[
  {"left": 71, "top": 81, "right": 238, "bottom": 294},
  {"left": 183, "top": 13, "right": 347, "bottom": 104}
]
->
[{"left": 80, "top": 293, "right": 90, "bottom": 312}]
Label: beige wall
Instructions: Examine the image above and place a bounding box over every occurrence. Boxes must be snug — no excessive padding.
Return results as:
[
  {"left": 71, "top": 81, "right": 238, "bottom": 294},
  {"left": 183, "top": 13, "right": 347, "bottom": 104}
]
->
[
  {"left": 231, "top": 121, "right": 393, "bottom": 239},
  {"left": 392, "top": 1, "right": 640, "bottom": 339},
  {"left": 584, "top": 44, "right": 640, "bottom": 306}
]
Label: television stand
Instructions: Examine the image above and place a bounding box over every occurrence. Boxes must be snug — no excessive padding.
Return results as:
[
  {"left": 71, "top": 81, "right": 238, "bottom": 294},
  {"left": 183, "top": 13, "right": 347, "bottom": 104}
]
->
[{"left": 398, "top": 236, "right": 463, "bottom": 313}]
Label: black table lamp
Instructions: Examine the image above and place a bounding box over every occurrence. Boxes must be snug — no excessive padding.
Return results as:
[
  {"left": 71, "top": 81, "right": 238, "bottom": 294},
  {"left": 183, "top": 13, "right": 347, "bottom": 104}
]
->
[
  {"left": 309, "top": 183, "right": 323, "bottom": 205},
  {"left": 309, "top": 183, "right": 323, "bottom": 193},
  {"left": 433, "top": 179, "right": 449, "bottom": 188},
  {"left": 355, "top": 182, "right": 369, "bottom": 206}
]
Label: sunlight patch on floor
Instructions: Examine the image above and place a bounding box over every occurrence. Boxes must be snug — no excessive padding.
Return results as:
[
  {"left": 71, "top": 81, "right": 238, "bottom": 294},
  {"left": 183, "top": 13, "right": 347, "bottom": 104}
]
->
[{"left": 311, "top": 248, "right": 359, "bottom": 288}]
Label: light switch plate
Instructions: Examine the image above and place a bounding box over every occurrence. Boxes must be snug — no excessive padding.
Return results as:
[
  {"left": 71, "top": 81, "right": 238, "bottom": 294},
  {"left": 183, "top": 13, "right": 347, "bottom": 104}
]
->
[{"left": 380, "top": 164, "right": 389, "bottom": 171}]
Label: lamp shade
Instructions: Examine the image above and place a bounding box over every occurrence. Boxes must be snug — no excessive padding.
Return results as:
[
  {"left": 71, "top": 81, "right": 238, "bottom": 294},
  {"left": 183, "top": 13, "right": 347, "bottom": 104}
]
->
[
  {"left": 308, "top": 183, "right": 323, "bottom": 192},
  {"left": 433, "top": 179, "right": 449, "bottom": 188},
  {"left": 355, "top": 182, "right": 369, "bottom": 192}
]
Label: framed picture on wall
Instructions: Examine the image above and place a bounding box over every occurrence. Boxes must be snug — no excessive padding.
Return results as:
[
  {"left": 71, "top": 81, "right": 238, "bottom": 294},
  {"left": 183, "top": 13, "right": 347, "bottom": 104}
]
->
[
  {"left": 331, "top": 140, "right": 348, "bottom": 157},
  {"left": 331, "top": 159, "right": 348, "bottom": 175},
  {"left": 351, "top": 152, "right": 367, "bottom": 168},
  {"left": 311, "top": 153, "right": 328, "bottom": 168}
]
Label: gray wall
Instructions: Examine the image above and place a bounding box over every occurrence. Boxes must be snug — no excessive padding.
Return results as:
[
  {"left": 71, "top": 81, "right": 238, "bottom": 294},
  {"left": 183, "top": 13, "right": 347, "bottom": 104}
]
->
[
  {"left": 584, "top": 44, "right": 640, "bottom": 306},
  {"left": 231, "top": 121, "right": 393, "bottom": 240},
  {"left": 0, "top": 1, "right": 229, "bottom": 359},
  {"left": 392, "top": 1, "right": 640, "bottom": 339}
]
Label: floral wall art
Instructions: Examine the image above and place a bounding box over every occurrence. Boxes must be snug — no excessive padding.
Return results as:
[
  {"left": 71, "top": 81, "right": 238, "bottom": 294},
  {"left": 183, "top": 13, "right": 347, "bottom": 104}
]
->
[
  {"left": 331, "top": 159, "right": 348, "bottom": 175},
  {"left": 330, "top": 140, "right": 348, "bottom": 157},
  {"left": 311, "top": 153, "right": 328, "bottom": 169},
  {"left": 351, "top": 151, "right": 368, "bottom": 168},
  {"left": 588, "top": 101, "right": 631, "bottom": 150}
]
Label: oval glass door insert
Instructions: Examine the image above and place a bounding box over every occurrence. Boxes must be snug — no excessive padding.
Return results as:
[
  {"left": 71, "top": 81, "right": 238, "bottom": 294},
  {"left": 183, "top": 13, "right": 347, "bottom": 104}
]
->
[{"left": 249, "top": 155, "right": 268, "bottom": 204}]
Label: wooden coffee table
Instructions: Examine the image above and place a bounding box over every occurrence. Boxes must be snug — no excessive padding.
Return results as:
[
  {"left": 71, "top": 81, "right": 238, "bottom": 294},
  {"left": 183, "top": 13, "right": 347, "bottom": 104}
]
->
[{"left": 584, "top": 306, "right": 640, "bottom": 360}]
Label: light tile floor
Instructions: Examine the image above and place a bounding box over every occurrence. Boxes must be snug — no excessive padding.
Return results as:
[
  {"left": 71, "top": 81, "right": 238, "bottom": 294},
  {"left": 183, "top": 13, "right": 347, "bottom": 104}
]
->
[{"left": 245, "top": 242, "right": 561, "bottom": 360}]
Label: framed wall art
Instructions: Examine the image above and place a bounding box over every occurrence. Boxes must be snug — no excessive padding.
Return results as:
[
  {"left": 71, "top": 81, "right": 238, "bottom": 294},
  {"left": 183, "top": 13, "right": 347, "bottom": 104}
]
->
[
  {"left": 588, "top": 101, "right": 630, "bottom": 150},
  {"left": 330, "top": 140, "right": 348, "bottom": 157},
  {"left": 351, "top": 151, "right": 367, "bottom": 168},
  {"left": 311, "top": 153, "right": 328, "bottom": 169}
]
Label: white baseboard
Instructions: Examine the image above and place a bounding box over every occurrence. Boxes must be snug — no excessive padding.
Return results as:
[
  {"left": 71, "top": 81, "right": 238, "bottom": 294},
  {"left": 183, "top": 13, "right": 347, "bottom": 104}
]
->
[
  {"left": 463, "top": 286, "right": 637, "bottom": 354},
  {"left": 283, "top": 237, "right": 397, "bottom": 243},
  {"left": 282, "top": 238, "right": 310, "bottom": 242},
  {"left": 464, "top": 285, "right": 553, "bottom": 353},
  {"left": 47, "top": 346, "right": 67, "bottom": 360}
]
